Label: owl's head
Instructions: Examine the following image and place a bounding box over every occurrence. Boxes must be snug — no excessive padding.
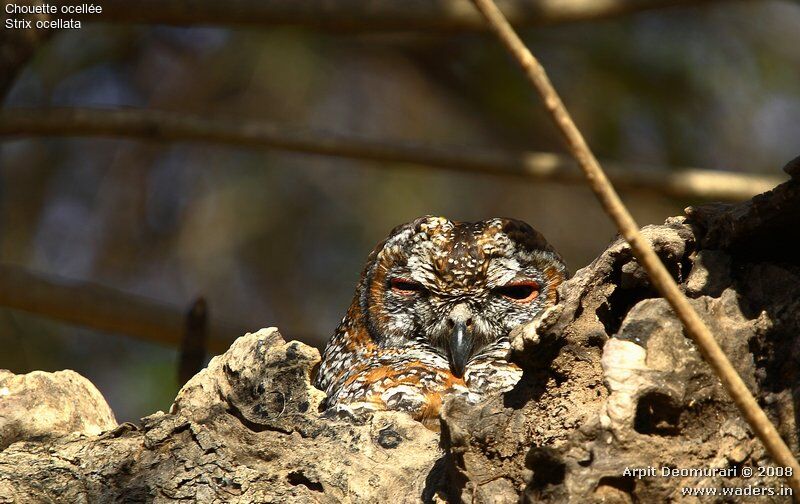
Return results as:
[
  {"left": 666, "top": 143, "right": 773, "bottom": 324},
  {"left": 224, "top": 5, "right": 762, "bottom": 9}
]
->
[{"left": 354, "top": 216, "right": 567, "bottom": 377}]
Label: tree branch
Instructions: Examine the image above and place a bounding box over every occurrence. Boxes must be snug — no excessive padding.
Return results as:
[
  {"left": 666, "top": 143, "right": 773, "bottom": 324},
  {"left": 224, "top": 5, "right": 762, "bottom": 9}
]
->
[
  {"left": 38, "top": 0, "right": 741, "bottom": 31},
  {"left": 0, "top": 264, "right": 245, "bottom": 354},
  {"left": 178, "top": 297, "right": 209, "bottom": 386},
  {"left": 0, "top": 108, "right": 783, "bottom": 201},
  {"left": 470, "top": 0, "right": 800, "bottom": 493}
]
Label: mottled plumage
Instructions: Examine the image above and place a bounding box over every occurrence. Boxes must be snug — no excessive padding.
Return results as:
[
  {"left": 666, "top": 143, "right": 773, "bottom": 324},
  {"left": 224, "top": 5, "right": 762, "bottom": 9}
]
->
[{"left": 315, "top": 216, "right": 567, "bottom": 425}]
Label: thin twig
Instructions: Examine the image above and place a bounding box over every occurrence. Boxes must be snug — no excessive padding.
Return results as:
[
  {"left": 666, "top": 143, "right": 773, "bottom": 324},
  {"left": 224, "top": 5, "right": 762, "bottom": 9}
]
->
[
  {"left": 33, "top": 0, "right": 740, "bottom": 31},
  {"left": 0, "top": 264, "right": 245, "bottom": 354},
  {"left": 469, "top": 0, "right": 800, "bottom": 495},
  {"left": 178, "top": 297, "right": 209, "bottom": 385},
  {"left": 0, "top": 108, "right": 782, "bottom": 201}
]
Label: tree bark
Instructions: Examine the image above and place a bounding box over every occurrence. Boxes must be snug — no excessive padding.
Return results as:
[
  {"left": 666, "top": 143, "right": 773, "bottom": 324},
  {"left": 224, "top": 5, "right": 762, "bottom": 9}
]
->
[{"left": 0, "top": 177, "right": 798, "bottom": 503}]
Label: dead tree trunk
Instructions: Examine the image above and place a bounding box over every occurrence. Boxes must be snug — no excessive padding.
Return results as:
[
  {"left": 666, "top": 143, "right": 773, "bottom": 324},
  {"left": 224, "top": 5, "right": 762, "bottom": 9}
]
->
[{"left": 1, "top": 171, "right": 799, "bottom": 503}]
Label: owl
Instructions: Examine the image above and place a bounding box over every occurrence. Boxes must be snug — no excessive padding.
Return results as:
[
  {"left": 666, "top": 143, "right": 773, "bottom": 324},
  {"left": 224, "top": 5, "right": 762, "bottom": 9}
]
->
[{"left": 314, "top": 216, "right": 567, "bottom": 425}]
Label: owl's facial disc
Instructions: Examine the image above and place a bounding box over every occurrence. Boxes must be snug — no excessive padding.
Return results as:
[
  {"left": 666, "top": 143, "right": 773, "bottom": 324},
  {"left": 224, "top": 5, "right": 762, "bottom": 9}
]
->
[{"left": 362, "top": 216, "right": 567, "bottom": 372}]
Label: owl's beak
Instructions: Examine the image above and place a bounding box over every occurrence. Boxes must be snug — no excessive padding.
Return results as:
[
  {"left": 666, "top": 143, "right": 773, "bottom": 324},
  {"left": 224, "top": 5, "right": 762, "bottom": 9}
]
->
[
  {"left": 447, "top": 304, "right": 475, "bottom": 378},
  {"left": 449, "top": 321, "right": 472, "bottom": 378}
]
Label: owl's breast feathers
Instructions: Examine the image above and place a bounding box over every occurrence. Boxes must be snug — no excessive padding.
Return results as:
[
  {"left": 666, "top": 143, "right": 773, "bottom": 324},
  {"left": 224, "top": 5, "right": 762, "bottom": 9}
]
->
[{"left": 315, "top": 314, "right": 522, "bottom": 425}]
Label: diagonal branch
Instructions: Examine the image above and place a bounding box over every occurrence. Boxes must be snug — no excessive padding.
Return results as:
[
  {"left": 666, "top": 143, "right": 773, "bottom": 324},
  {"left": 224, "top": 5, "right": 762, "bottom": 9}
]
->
[
  {"left": 0, "top": 108, "right": 783, "bottom": 201},
  {"left": 469, "top": 0, "right": 800, "bottom": 494},
  {"left": 34, "top": 0, "right": 743, "bottom": 31}
]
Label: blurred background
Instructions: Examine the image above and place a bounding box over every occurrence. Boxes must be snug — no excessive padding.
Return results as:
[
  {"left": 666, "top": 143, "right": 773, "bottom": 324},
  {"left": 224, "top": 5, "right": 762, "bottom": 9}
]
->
[{"left": 1, "top": 1, "right": 798, "bottom": 422}]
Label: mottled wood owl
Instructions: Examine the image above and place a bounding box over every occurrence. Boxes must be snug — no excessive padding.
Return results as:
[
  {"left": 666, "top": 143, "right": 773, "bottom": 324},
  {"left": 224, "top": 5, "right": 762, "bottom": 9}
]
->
[{"left": 315, "top": 216, "right": 567, "bottom": 425}]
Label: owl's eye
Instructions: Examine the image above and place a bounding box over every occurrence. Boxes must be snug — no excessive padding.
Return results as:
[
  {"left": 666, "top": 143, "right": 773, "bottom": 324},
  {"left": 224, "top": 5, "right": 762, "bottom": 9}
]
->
[
  {"left": 389, "top": 278, "right": 425, "bottom": 295},
  {"left": 494, "top": 281, "right": 540, "bottom": 303}
]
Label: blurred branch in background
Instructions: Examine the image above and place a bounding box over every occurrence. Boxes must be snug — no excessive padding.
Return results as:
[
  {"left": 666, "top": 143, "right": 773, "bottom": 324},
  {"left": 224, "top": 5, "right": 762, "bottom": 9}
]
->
[
  {"left": 0, "top": 264, "right": 246, "bottom": 354},
  {"left": 47, "top": 0, "right": 743, "bottom": 31},
  {"left": 0, "top": 0, "right": 749, "bottom": 102},
  {"left": 178, "top": 298, "right": 208, "bottom": 386},
  {"left": 0, "top": 108, "right": 785, "bottom": 201}
]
